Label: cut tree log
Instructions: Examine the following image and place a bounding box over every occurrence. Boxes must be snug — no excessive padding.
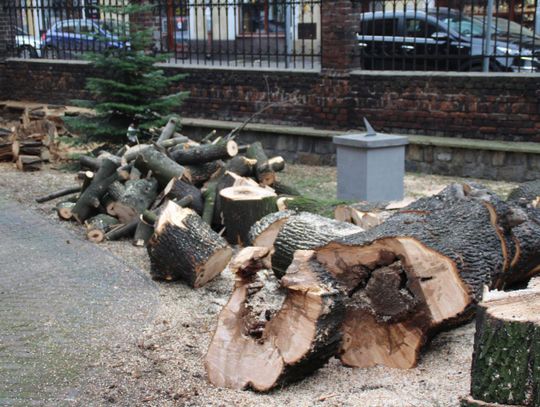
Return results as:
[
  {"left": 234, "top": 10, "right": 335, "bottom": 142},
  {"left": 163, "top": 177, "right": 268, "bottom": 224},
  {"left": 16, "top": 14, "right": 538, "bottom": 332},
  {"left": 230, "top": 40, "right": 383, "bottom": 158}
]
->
[
  {"left": 56, "top": 201, "right": 76, "bottom": 220},
  {"left": 79, "top": 155, "right": 100, "bottom": 171},
  {"left": 464, "top": 280, "right": 540, "bottom": 407},
  {"left": 185, "top": 161, "right": 223, "bottom": 187},
  {"left": 248, "top": 210, "right": 296, "bottom": 248},
  {"left": 147, "top": 201, "right": 232, "bottom": 287},
  {"left": 104, "top": 217, "right": 139, "bottom": 241},
  {"left": 272, "top": 212, "right": 362, "bottom": 278},
  {"left": 205, "top": 249, "right": 345, "bottom": 391},
  {"left": 259, "top": 156, "right": 285, "bottom": 173},
  {"left": 246, "top": 141, "right": 275, "bottom": 186},
  {"left": 157, "top": 117, "right": 178, "bottom": 143},
  {"left": 170, "top": 140, "right": 238, "bottom": 165},
  {"left": 0, "top": 142, "right": 12, "bottom": 161},
  {"left": 158, "top": 135, "right": 189, "bottom": 149},
  {"left": 224, "top": 156, "right": 257, "bottom": 177},
  {"left": 133, "top": 215, "right": 154, "bottom": 247},
  {"left": 72, "top": 170, "right": 121, "bottom": 223},
  {"left": 134, "top": 147, "right": 187, "bottom": 188},
  {"left": 85, "top": 214, "right": 120, "bottom": 243},
  {"left": 313, "top": 197, "right": 512, "bottom": 369},
  {"left": 16, "top": 155, "right": 43, "bottom": 171},
  {"left": 35, "top": 186, "right": 81, "bottom": 203},
  {"left": 220, "top": 186, "right": 278, "bottom": 246},
  {"left": 163, "top": 176, "right": 204, "bottom": 215},
  {"left": 12, "top": 140, "right": 43, "bottom": 160},
  {"left": 107, "top": 178, "right": 159, "bottom": 223},
  {"left": 92, "top": 156, "right": 121, "bottom": 184}
]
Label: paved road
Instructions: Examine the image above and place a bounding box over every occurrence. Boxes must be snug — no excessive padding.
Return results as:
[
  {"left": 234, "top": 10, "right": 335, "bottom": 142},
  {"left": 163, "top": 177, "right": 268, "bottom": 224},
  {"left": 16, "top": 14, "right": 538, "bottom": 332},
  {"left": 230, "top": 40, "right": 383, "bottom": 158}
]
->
[{"left": 0, "top": 197, "right": 158, "bottom": 406}]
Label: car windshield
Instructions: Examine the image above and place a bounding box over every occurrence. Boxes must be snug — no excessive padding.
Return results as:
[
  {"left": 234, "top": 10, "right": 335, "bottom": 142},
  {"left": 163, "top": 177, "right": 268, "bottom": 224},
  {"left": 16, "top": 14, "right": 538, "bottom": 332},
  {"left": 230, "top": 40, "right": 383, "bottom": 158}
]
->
[
  {"left": 490, "top": 17, "right": 540, "bottom": 39},
  {"left": 439, "top": 15, "right": 485, "bottom": 37}
]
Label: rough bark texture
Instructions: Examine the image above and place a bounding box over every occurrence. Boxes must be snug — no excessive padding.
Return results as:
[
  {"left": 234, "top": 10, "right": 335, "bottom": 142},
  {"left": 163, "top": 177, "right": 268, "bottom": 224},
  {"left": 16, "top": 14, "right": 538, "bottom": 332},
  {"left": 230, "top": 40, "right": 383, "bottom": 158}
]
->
[
  {"left": 246, "top": 141, "right": 275, "bottom": 186},
  {"left": 248, "top": 211, "right": 297, "bottom": 248},
  {"left": 164, "top": 177, "right": 204, "bottom": 215},
  {"left": 220, "top": 186, "right": 277, "bottom": 246},
  {"left": 108, "top": 178, "right": 159, "bottom": 223},
  {"left": 224, "top": 156, "right": 257, "bottom": 177},
  {"left": 85, "top": 214, "right": 119, "bottom": 243},
  {"left": 184, "top": 161, "right": 223, "bottom": 187},
  {"left": 134, "top": 147, "right": 186, "bottom": 188},
  {"left": 507, "top": 179, "right": 540, "bottom": 207},
  {"left": 205, "top": 249, "right": 345, "bottom": 391},
  {"left": 170, "top": 140, "right": 238, "bottom": 165},
  {"left": 147, "top": 201, "right": 232, "bottom": 287},
  {"left": 469, "top": 283, "right": 540, "bottom": 406},
  {"left": 272, "top": 212, "right": 362, "bottom": 278}
]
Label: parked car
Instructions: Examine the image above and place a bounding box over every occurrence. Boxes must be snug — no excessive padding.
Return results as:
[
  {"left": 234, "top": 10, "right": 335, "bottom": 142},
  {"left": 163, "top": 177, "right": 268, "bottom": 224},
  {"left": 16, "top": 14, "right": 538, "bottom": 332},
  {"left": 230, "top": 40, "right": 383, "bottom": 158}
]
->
[
  {"left": 357, "top": 9, "right": 540, "bottom": 72},
  {"left": 41, "top": 19, "right": 129, "bottom": 58},
  {"left": 14, "top": 26, "right": 42, "bottom": 58}
]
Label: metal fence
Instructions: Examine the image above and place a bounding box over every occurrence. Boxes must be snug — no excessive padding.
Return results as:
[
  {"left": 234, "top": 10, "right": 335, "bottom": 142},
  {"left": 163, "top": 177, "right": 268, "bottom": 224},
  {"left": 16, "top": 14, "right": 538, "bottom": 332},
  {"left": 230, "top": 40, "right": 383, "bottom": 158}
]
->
[
  {"left": 355, "top": 0, "right": 540, "bottom": 72},
  {"left": 4, "top": 0, "right": 322, "bottom": 70}
]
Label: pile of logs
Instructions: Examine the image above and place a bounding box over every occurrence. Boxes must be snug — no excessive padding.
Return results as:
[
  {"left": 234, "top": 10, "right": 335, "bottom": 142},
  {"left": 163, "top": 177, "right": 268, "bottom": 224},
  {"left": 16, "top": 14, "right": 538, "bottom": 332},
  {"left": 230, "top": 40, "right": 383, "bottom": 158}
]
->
[
  {"left": 37, "top": 119, "right": 300, "bottom": 288},
  {"left": 205, "top": 181, "right": 540, "bottom": 391}
]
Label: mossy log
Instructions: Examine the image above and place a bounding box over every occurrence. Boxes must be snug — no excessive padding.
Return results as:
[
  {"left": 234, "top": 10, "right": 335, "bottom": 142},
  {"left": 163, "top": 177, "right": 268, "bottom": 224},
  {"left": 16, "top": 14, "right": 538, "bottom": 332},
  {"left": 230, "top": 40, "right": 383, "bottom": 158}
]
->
[
  {"left": 170, "top": 140, "right": 238, "bottom": 165},
  {"left": 220, "top": 186, "right": 278, "bottom": 246},
  {"left": 313, "top": 197, "right": 510, "bottom": 370},
  {"left": 246, "top": 142, "right": 275, "bottom": 186},
  {"left": 134, "top": 147, "right": 187, "bottom": 188},
  {"left": 248, "top": 210, "right": 296, "bottom": 248},
  {"left": 147, "top": 201, "right": 232, "bottom": 287},
  {"left": 107, "top": 178, "right": 159, "bottom": 223},
  {"left": 85, "top": 214, "right": 120, "bottom": 243},
  {"left": 272, "top": 212, "right": 362, "bottom": 278},
  {"left": 466, "top": 281, "right": 540, "bottom": 407},
  {"left": 205, "top": 249, "right": 345, "bottom": 391},
  {"left": 163, "top": 176, "right": 204, "bottom": 215}
]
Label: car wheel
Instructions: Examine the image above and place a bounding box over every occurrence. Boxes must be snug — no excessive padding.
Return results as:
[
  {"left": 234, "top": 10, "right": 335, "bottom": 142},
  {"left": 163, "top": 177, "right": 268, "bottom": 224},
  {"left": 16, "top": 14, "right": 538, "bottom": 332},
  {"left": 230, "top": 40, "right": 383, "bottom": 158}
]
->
[
  {"left": 42, "top": 47, "right": 59, "bottom": 59},
  {"left": 17, "top": 46, "right": 36, "bottom": 59}
]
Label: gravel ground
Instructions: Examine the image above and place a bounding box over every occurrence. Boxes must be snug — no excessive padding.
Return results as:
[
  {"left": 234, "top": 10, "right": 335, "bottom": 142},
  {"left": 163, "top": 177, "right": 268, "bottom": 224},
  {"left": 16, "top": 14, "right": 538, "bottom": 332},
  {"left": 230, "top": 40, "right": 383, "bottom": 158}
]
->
[{"left": 0, "top": 162, "right": 518, "bottom": 407}]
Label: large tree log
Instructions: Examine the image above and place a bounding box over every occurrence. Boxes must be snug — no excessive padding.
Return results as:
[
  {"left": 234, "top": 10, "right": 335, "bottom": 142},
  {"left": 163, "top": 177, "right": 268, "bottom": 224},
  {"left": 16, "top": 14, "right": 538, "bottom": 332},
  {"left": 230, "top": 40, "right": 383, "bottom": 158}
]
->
[
  {"left": 35, "top": 186, "right": 81, "bottom": 203},
  {"left": 246, "top": 141, "right": 275, "bottom": 186},
  {"left": 157, "top": 117, "right": 179, "bottom": 143},
  {"left": 212, "top": 172, "right": 260, "bottom": 227},
  {"left": 147, "top": 201, "right": 232, "bottom": 287},
  {"left": 205, "top": 249, "right": 345, "bottom": 391},
  {"left": 248, "top": 210, "right": 296, "bottom": 248},
  {"left": 16, "top": 155, "right": 43, "bottom": 171},
  {"left": 184, "top": 161, "right": 224, "bottom": 187},
  {"left": 12, "top": 140, "right": 43, "bottom": 160},
  {"left": 507, "top": 179, "right": 540, "bottom": 208},
  {"left": 134, "top": 147, "right": 187, "bottom": 188},
  {"left": 163, "top": 176, "right": 204, "bottom": 215},
  {"left": 170, "top": 140, "right": 238, "bottom": 165},
  {"left": 85, "top": 214, "right": 120, "bottom": 243},
  {"left": 220, "top": 186, "right": 278, "bottom": 246},
  {"left": 463, "top": 281, "right": 540, "bottom": 407},
  {"left": 272, "top": 212, "right": 362, "bottom": 278},
  {"left": 107, "top": 178, "right": 159, "bottom": 223}
]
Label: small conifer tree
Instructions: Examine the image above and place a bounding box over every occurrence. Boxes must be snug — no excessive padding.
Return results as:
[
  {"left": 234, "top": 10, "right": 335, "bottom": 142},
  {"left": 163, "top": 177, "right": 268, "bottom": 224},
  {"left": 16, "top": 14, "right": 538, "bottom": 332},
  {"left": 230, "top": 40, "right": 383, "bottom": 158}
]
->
[{"left": 64, "top": 2, "right": 188, "bottom": 141}]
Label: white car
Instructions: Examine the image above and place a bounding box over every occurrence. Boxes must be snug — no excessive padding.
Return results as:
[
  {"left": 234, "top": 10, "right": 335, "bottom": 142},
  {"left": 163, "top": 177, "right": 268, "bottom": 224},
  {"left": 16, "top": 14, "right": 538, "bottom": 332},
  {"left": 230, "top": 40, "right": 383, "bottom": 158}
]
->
[{"left": 14, "top": 27, "right": 42, "bottom": 58}]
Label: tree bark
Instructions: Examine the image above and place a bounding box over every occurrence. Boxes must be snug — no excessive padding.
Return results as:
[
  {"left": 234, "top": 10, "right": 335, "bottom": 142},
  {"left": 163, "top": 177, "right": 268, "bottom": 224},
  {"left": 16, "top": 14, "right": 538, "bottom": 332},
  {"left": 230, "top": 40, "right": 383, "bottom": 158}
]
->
[
  {"left": 246, "top": 141, "right": 275, "bottom": 186},
  {"left": 163, "top": 176, "right": 204, "bottom": 215},
  {"left": 147, "top": 201, "right": 232, "bottom": 287},
  {"left": 85, "top": 214, "right": 120, "bottom": 243},
  {"left": 467, "top": 280, "right": 540, "bottom": 407},
  {"left": 205, "top": 249, "right": 345, "bottom": 391},
  {"left": 170, "top": 140, "right": 238, "bottom": 165},
  {"left": 134, "top": 147, "right": 187, "bottom": 188},
  {"left": 224, "top": 156, "right": 257, "bottom": 177},
  {"left": 507, "top": 179, "right": 540, "bottom": 207},
  {"left": 248, "top": 210, "right": 296, "bottom": 248},
  {"left": 107, "top": 178, "right": 159, "bottom": 223},
  {"left": 104, "top": 217, "right": 139, "bottom": 241},
  {"left": 220, "top": 186, "right": 278, "bottom": 246},
  {"left": 185, "top": 161, "right": 224, "bottom": 187},
  {"left": 133, "top": 215, "right": 154, "bottom": 247},
  {"left": 79, "top": 155, "right": 100, "bottom": 171}
]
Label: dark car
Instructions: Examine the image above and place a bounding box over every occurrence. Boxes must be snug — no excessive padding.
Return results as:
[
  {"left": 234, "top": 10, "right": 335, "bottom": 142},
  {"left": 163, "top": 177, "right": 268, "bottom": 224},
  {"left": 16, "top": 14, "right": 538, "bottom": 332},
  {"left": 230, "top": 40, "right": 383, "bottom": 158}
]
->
[
  {"left": 357, "top": 9, "right": 540, "bottom": 72},
  {"left": 41, "top": 19, "right": 129, "bottom": 58}
]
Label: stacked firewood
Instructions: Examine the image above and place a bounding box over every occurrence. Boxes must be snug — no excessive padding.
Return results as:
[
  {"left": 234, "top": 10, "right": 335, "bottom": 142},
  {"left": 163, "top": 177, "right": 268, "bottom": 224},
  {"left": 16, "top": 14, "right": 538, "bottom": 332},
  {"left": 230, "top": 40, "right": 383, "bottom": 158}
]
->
[
  {"left": 205, "top": 181, "right": 540, "bottom": 391},
  {"left": 37, "top": 119, "right": 299, "bottom": 288}
]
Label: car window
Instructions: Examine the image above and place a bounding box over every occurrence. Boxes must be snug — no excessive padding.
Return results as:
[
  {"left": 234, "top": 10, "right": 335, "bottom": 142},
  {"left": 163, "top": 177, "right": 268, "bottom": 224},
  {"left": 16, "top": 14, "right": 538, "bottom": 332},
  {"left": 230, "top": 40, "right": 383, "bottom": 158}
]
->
[
  {"left": 79, "top": 23, "right": 96, "bottom": 35},
  {"left": 360, "top": 18, "right": 398, "bottom": 36},
  {"left": 60, "top": 23, "right": 77, "bottom": 34},
  {"left": 405, "top": 19, "right": 438, "bottom": 37}
]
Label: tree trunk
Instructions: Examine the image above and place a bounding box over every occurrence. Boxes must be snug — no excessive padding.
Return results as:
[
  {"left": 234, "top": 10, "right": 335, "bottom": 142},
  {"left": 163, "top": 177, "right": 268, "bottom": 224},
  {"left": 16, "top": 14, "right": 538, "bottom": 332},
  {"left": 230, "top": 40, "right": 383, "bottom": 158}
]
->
[
  {"left": 107, "top": 178, "right": 159, "bottom": 223},
  {"left": 248, "top": 210, "right": 296, "bottom": 248},
  {"left": 163, "top": 176, "right": 204, "bottom": 215},
  {"left": 104, "top": 217, "right": 139, "bottom": 241},
  {"left": 170, "top": 140, "right": 238, "bottom": 165},
  {"left": 85, "top": 214, "right": 120, "bottom": 243},
  {"left": 205, "top": 249, "right": 345, "bottom": 391},
  {"left": 507, "top": 179, "right": 540, "bottom": 207},
  {"left": 35, "top": 186, "right": 81, "bottom": 203},
  {"left": 16, "top": 155, "right": 43, "bottom": 171},
  {"left": 133, "top": 215, "right": 154, "bottom": 247},
  {"left": 157, "top": 117, "right": 179, "bottom": 143},
  {"left": 220, "top": 186, "right": 278, "bottom": 246},
  {"left": 56, "top": 201, "right": 76, "bottom": 220},
  {"left": 147, "top": 201, "right": 232, "bottom": 287},
  {"left": 272, "top": 212, "right": 362, "bottom": 278},
  {"left": 246, "top": 141, "right": 275, "bottom": 186},
  {"left": 72, "top": 171, "right": 121, "bottom": 223},
  {"left": 185, "top": 161, "right": 224, "bottom": 187},
  {"left": 466, "top": 280, "right": 540, "bottom": 407},
  {"left": 134, "top": 147, "right": 187, "bottom": 188},
  {"left": 212, "top": 172, "right": 260, "bottom": 227}
]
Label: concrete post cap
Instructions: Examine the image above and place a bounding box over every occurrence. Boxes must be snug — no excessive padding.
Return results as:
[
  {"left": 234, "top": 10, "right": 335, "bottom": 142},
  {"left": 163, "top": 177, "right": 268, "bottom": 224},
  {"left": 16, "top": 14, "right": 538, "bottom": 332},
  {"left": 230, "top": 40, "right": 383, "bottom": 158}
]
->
[{"left": 333, "top": 132, "right": 409, "bottom": 149}]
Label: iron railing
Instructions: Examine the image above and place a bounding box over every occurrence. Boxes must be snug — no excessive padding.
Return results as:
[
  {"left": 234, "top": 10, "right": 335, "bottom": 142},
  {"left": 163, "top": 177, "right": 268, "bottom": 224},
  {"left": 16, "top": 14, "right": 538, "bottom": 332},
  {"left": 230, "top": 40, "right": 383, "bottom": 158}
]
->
[
  {"left": 354, "top": 0, "right": 540, "bottom": 72},
  {"left": 4, "top": 0, "right": 322, "bottom": 70}
]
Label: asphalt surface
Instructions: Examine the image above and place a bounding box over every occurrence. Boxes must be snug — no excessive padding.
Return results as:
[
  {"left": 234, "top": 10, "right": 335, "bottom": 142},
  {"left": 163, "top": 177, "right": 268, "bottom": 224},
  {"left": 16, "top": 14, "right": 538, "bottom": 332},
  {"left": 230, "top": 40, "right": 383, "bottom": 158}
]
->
[{"left": 0, "top": 196, "right": 158, "bottom": 406}]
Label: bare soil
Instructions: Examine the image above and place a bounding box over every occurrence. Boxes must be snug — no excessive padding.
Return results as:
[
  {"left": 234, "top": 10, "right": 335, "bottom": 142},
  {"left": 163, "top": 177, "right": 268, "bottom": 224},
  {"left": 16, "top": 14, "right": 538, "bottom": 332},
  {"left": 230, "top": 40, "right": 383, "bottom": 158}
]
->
[{"left": 0, "top": 162, "right": 517, "bottom": 407}]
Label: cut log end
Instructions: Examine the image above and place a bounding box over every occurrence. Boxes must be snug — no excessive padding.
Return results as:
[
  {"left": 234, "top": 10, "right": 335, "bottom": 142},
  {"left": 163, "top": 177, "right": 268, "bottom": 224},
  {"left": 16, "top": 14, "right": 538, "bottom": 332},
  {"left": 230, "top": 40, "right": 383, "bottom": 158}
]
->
[{"left": 87, "top": 229, "right": 105, "bottom": 243}]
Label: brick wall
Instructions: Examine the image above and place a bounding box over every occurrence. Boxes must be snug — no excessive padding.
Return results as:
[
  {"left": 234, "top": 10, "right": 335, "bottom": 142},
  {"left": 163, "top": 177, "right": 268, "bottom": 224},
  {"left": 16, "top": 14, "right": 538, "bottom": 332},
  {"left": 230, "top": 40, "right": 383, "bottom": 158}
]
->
[
  {"left": 0, "top": 3, "right": 11, "bottom": 59},
  {"left": 1, "top": 59, "right": 539, "bottom": 142}
]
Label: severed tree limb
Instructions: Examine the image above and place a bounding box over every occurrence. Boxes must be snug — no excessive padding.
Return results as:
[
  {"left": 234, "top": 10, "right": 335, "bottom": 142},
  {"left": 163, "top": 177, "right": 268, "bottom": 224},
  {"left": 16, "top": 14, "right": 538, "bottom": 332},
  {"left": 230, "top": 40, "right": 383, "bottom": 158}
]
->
[{"left": 35, "top": 186, "right": 81, "bottom": 203}]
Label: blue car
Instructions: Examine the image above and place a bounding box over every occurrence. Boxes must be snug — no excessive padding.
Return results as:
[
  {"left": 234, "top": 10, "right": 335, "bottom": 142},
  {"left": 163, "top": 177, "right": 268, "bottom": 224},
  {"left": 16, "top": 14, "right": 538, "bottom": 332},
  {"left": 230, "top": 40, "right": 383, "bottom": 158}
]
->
[{"left": 41, "top": 19, "right": 129, "bottom": 58}]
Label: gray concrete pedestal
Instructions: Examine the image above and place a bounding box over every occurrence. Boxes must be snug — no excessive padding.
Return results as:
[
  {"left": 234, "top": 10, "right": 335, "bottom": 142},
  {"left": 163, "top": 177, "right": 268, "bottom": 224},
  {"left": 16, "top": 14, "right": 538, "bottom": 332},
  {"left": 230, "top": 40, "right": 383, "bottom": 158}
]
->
[{"left": 333, "top": 132, "right": 409, "bottom": 202}]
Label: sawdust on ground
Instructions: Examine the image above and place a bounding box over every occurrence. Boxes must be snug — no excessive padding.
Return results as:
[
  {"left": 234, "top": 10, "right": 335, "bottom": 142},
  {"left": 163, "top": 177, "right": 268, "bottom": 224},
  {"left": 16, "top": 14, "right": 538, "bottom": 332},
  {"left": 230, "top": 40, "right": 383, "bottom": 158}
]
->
[{"left": 0, "top": 162, "right": 517, "bottom": 407}]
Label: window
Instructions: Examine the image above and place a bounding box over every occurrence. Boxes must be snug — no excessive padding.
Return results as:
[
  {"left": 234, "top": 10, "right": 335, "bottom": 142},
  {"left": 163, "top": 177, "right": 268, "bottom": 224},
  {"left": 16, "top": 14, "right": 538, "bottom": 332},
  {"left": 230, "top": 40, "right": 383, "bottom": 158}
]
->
[
  {"left": 360, "top": 18, "right": 398, "bottom": 36},
  {"left": 241, "top": 1, "right": 285, "bottom": 34},
  {"left": 405, "top": 19, "right": 438, "bottom": 37},
  {"left": 60, "top": 23, "right": 77, "bottom": 34}
]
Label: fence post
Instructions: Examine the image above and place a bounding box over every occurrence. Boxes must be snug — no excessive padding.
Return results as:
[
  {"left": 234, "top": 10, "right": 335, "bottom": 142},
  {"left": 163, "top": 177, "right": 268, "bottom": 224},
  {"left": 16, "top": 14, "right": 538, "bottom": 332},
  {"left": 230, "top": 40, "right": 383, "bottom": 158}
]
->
[{"left": 320, "top": 0, "right": 360, "bottom": 74}]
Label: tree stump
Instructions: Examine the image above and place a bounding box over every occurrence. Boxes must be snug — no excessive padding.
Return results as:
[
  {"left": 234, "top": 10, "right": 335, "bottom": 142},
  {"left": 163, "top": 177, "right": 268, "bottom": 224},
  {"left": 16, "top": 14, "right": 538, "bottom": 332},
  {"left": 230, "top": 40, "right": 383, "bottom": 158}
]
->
[
  {"left": 147, "top": 201, "right": 232, "bottom": 287},
  {"left": 205, "top": 249, "right": 345, "bottom": 391}
]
